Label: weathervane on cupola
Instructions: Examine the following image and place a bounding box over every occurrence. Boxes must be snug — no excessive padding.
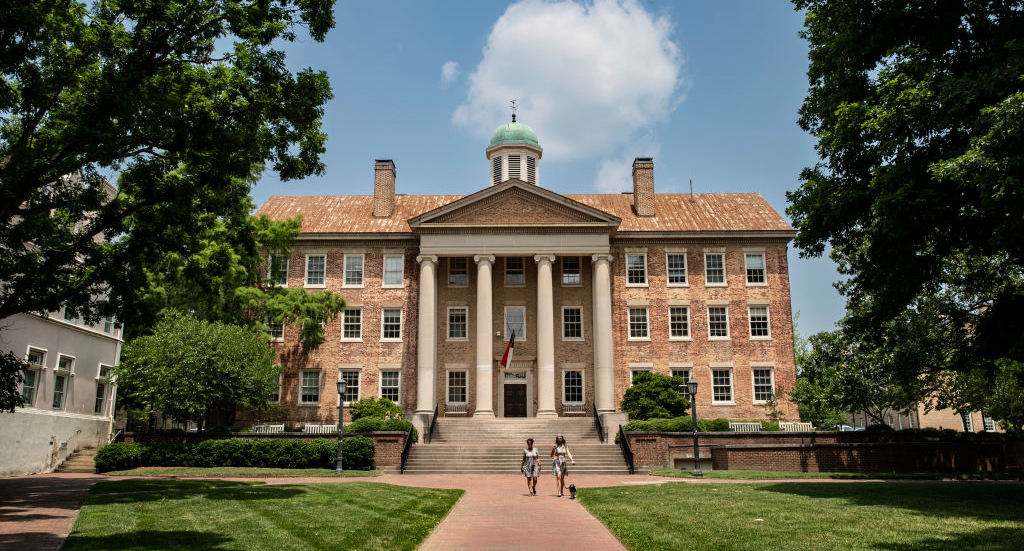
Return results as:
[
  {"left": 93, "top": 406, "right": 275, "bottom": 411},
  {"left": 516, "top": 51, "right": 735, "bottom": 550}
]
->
[{"left": 486, "top": 100, "right": 542, "bottom": 186}]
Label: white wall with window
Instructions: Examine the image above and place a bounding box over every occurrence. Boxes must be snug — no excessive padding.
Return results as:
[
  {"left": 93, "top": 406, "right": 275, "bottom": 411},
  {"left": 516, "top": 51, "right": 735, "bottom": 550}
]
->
[
  {"left": 628, "top": 306, "right": 649, "bottom": 340},
  {"left": 704, "top": 251, "right": 726, "bottom": 286},
  {"left": 711, "top": 365, "right": 734, "bottom": 404},
  {"left": 383, "top": 254, "right": 404, "bottom": 287},
  {"left": 344, "top": 253, "right": 365, "bottom": 287},
  {"left": 304, "top": 253, "right": 326, "bottom": 287},
  {"left": 447, "top": 307, "right": 468, "bottom": 340},
  {"left": 562, "top": 306, "right": 583, "bottom": 340},
  {"left": 626, "top": 253, "right": 647, "bottom": 286}
]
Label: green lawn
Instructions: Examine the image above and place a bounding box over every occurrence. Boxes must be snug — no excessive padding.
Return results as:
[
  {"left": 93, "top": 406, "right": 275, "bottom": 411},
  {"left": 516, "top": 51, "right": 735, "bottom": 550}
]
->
[
  {"left": 65, "top": 481, "right": 463, "bottom": 551},
  {"left": 105, "top": 467, "right": 381, "bottom": 477},
  {"left": 650, "top": 468, "right": 1024, "bottom": 481},
  {"left": 90, "top": 479, "right": 261, "bottom": 494},
  {"left": 579, "top": 482, "right": 1024, "bottom": 550}
]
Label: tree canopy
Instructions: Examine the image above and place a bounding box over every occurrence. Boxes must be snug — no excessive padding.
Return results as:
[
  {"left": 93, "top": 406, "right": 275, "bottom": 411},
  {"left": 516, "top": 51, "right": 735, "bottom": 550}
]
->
[{"left": 620, "top": 372, "right": 690, "bottom": 420}]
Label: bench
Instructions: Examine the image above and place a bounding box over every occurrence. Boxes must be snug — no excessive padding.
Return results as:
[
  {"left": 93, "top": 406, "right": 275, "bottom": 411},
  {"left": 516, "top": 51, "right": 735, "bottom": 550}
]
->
[
  {"left": 728, "top": 422, "right": 763, "bottom": 433},
  {"left": 444, "top": 403, "right": 467, "bottom": 416},
  {"left": 303, "top": 424, "right": 338, "bottom": 434},
  {"left": 562, "top": 404, "right": 587, "bottom": 415},
  {"left": 780, "top": 422, "right": 814, "bottom": 432},
  {"left": 250, "top": 424, "right": 285, "bottom": 434}
]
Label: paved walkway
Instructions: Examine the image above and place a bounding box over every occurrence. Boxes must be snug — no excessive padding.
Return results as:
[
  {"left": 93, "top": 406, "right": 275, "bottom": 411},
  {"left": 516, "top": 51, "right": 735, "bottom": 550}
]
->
[{"left": 0, "top": 473, "right": 104, "bottom": 551}]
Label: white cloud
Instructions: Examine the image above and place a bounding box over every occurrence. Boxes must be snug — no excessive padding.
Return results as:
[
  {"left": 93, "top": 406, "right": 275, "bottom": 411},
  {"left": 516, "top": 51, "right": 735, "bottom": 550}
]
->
[
  {"left": 440, "top": 61, "right": 460, "bottom": 87},
  {"left": 595, "top": 140, "right": 661, "bottom": 193},
  {"left": 452, "top": 0, "right": 683, "bottom": 162}
]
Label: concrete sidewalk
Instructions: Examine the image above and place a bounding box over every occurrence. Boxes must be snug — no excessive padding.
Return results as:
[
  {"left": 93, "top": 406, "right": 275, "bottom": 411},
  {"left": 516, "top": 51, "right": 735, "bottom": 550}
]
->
[{"left": 0, "top": 473, "right": 105, "bottom": 551}]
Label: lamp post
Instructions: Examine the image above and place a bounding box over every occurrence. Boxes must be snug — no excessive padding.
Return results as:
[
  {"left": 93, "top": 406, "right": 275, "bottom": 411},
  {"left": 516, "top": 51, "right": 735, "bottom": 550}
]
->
[
  {"left": 686, "top": 379, "right": 702, "bottom": 477},
  {"left": 336, "top": 379, "right": 347, "bottom": 474}
]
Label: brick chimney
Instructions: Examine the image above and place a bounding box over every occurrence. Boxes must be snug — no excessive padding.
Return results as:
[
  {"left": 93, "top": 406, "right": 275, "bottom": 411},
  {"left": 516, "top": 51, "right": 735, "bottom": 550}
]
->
[
  {"left": 632, "top": 157, "right": 654, "bottom": 217},
  {"left": 373, "top": 159, "right": 396, "bottom": 218}
]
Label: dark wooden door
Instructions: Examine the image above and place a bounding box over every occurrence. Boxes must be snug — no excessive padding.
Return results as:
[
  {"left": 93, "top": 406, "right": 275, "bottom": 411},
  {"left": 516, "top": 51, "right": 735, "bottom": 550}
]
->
[{"left": 504, "top": 384, "right": 527, "bottom": 417}]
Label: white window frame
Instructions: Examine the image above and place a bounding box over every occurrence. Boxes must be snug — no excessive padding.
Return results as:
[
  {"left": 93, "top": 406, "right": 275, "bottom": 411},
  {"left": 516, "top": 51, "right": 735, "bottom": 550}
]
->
[
  {"left": 748, "top": 305, "right": 771, "bottom": 340},
  {"left": 983, "top": 414, "right": 996, "bottom": 432},
  {"left": 704, "top": 252, "right": 727, "bottom": 287},
  {"left": 447, "top": 307, "right": 469, "bottom": 341},
  {"left": 63, "top": 308, "right": 76, "bottom": 322},
  {"left": 625, "top": 253, "right": 648, "bottom": 287},
  {"left": 629, "top": 365, "right": 653, "bottom": 386},
  {"left": 504, "top": 257, "right": 525, "bottom": 286},
  {"left": 711, "top": 367, "right": 734, "bottom": 405},
  {"left": 745, "top": 252, "right": 767, "bottom": 286},
  {"left": 379, "top": 369, "right": 401, "bottom": 404},
  {"left": 752, "top": 367, "right": 775, "bottom": 404},
  {"left": 562, "top": 370, "right": 584, "bottom": 404},
  {"left": 628, "top": 306, "right": 650, "bottom": 340},
  {"left": 103, "top": 316, "right": 115, "bottom": 335},
  {"left": 962, "top": 414, "right": 974, "bottom": 432},
  {"left": 299, "top": 370, "right": 322, "bottom": 405},
  {"left": 561, "top": 306, "right": 584, "bottom": 341},
  {"left": 96, "top": 364, "right": 113, "bottom": 381},
  {"left": 26, "top": 346, "right": 47, "bottom": 370},
  {"left": 561, "top": 256, "right": 582, "bottom": 286},
  {"left": 56, "top": 353, "right": 76, "bottom": 375},
  {"left": 271, "top": 374, "right": 282, "bottom": 403},
  {"left": 504, "top": 306, "right": 526, "bottom": 340},
  {"left": 94, "top": 382, "right": 107, "bottom": 416},
  {"left": 670, "top": 367, "right": 692, "bottom": 383},
  {"left": 707, "top": 305, "right": 730, "bottom": 340},
  {"left": 447, "top": 370, "right": 468, "bottom": 404},
  {"left": 666, "top": 253, "right": 689, "bottom": 286},
  {"left": 343, "top": 253, "right": 365, "bottom": 288},
  {"left": 381, "top": 307, "right": 403, "bottom": 342},
  {"left": 383, "top": 254, "right": 404, "bottom": 288},
  {"left": 341, "top": 308, "right": 362, "bottom": 341},
  {"left": 269, "top": 254, "right": 290, "bottom": 287},
  {"left": 448, "top": 257, "right": 468, "bottom": 287},
  {"left": 267, "top": 322, "right": 284, "bottom": 342},
  {"left": 52, "top": 373, "right": 68, "bottom": 410},
  {"left": 304, "top": 253, "right": 327, "bottom": 288},
  {"left": 669, "top": 306, "right": 691, "bottom": 340},
  {"left": 21, "top": 368, "right": 40, "bottom": 407},
  {"left": 340, "top": 369, "right": 361, "bottom": 404}
]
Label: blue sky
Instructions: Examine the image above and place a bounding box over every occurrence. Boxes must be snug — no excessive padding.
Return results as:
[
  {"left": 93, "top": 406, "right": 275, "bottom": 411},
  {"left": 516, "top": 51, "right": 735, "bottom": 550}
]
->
[{"left": 251, "top": 0, "right": 846, "bottom": 337}]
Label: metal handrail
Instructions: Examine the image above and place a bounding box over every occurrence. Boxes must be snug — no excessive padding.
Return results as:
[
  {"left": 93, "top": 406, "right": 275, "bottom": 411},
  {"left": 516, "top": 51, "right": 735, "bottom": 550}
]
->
[
  {"left": 400, "top": 423, "right": 414, "bottom": 474},
  {"left": 428, "top": 403, "right": 439, "bottom": 444},
  {"left": 593, "top": 405, "right": 604, "bottom": 443},
  {"left": 618, "top": 425, "right": 634, "bottom": 475},
  {"left": 109, "top": 429, "right": 123, "bottom": 444}
]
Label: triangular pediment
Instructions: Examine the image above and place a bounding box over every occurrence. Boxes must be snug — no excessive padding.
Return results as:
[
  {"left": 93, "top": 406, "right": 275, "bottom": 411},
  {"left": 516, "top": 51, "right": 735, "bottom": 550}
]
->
[{"left": 408, "top": 180, "right": 620, "bottom": 231}]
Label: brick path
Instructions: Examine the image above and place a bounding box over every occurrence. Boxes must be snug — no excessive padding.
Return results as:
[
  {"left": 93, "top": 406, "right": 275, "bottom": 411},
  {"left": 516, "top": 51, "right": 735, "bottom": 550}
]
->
[{"left": 0, "top": 473, "right": 105, "bottom": 551}]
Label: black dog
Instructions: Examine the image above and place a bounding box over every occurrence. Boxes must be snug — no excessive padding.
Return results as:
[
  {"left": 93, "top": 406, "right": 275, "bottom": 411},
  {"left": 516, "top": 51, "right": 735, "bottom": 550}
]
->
[{"left": 568, "top": 484, "right": 577, "bottom": 499}]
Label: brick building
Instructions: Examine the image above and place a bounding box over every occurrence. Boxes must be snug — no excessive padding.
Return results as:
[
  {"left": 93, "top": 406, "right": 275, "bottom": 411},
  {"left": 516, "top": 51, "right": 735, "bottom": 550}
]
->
[{"left": 254, "top": 119, "right": 800, "bottom": 433}]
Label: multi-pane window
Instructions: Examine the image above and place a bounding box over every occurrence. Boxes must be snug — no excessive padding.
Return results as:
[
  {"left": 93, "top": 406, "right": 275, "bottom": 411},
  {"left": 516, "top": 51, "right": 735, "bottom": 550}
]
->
[
  {"left": 270, "top": 377, "right": 280, "bottom": 403},
  {"left": 628, "top": 307, "right": 649, "bottom": 339},
  {"left": 306, "top": 255, "right": 326, "bottom": 286},
  {"left": 341, "top": 370, "right": 360, "bottom": 402},
  {"left": 94, "top": 383, "right": 107, "bottom": 415},
  {"left": 626, "top": 254, "right": 647, "bottom": 285},
  {"left": 562, "top": 307, "right": 582, "bottom": 339},
  {"left": 562, "top": 256, "right": 581, "bottom": 285},
  {"left": 267, "top": 322, "right": 284, "bottom": 341},
  {"left": 705, "top": 253, "right": 725, "bottom": 285},
  {"left": 667, "top": 253, "right": 688, "bottom": 285},
  {"left": 708, "top": 306, "right": 730, "bottom": 338},
  {"left": 630, "top": 369, "right": 652, "bottom": 384},
  {"left": 962, "top": 414, "right": 974, "bottom": 432},
  {"left": 384, "top": 255, "right": 404, "bottom": 286},
  {"left": 983, "top": 414, "right": 996, "bottom": 432},
  {"left": 300, "top": 371, "right": 321, "bottom": 404},
  {"left": 27, "top": 348, "right": 45, "bottom": 368},
  {"left": 103, "top": 316, "right": 114, "bottom": 334},
  {"left": 712, "top": 369, "right": 733, "bottom": 403},
  {"left": 342, "top": 308, "right": 362, "bottom": 340},
  {"left": 449, "top": 257, "right": 468, "bottom": 286},
  {"left": 749, "top": 306, "right": 770, "bottom": 338},
  {"left": 448, "top": 308, "right": 468, "bottom": 339},
  {"left": 57, "top": 355, "right": 74, "bottom": 373},
  {"left": 669, "top": 307, "right": 690, "bottom": 338},
  {"left": 745, "top": 253, "right": 766, "bottom": 284},
  {"left": 344, "top": 254, "right": 364, "bottom": 287},
  {"left": 753, "top": 368, "right": 774, "bottom": 402},
  {"left": 381, "top": 371, "right": 400, "bottom": 403},
  {"left": 21, "top": 369, "right": 38, "bottom": 407},
  {"left": 381, "top": 308, "right": 402, "bottom": 341},
  {"left": 563, "top": 371, "right": 583, "bottom": 403},
  {"left": 271, "top": 255, "right": 289, "bottom": 285},
  {"left": 64, "top": 308, "right": 75, "bottom": 322},
  {"left": 448, "top": 371, "right": 467, "bottom": 403},
  {"left": 505, "top": 307, "right": 525, "bottom": 339},
  {"left": 505, "top": 257, "right": 524, "bottom": 285},
  {"left": 671, "top": 368, "right": 691, "bottom": 384},
  {"left": 52, "top": 374, "right": 67, "bottom": 410}
]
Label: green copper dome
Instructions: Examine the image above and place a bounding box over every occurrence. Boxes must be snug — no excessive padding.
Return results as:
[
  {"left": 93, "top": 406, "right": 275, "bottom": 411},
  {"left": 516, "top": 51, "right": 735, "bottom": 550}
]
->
[{"left": 489, "top": 121, "right": 540, "bottom": 148}]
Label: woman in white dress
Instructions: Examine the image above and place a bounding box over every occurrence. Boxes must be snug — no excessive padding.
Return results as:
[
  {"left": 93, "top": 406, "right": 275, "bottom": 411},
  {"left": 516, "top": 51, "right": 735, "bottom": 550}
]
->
[
  {"left": 550, "top": 435, "right": 575, "bottom": 497},
  {"left": 521, "top": 438, "right": 540, "bottom": 496}
]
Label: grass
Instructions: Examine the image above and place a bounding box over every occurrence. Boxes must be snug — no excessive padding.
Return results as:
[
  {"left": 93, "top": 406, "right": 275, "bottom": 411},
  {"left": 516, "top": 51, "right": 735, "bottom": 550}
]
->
[
  {"left": 90, "top": 479, "right": 261, "bottom": 494},
  {"left": 65, "top": 480, "right": 463, "bottom": 551},
  {"left": 579, "top": 481, "right": 1024, "bottom": 550},
  {"left": 650, "top": 468, "right": 1024, "bottom": 480},
  {"left": 104, "top": 467, "right": 381, "bottom": 477}
]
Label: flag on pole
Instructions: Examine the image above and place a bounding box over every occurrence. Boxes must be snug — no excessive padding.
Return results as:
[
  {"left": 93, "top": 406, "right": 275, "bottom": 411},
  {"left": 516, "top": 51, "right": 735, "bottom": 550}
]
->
[{"left": 500, "top": 328, "right": 516, "bottom": 368}]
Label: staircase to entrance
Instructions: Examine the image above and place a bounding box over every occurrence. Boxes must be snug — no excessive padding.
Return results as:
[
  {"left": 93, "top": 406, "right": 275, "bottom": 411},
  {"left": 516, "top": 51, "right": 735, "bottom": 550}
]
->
[{"left": 402, "top": 418, "right": 631, "bottom": 474}]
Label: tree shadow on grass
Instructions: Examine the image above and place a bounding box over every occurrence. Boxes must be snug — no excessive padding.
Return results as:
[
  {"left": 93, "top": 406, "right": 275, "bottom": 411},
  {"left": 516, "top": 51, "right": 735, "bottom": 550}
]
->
[
  {"left": 758, "top": 482, "right": 1024, "bottom": 523},
  {"left": 85, "top": 485, "right": 307, "bottom": 506},
  {"left": 871, "top": 526, "right": 1024, "bottom": 550},
  {"left": 63, "top": 530, "right": 233, "bottom": 550}
]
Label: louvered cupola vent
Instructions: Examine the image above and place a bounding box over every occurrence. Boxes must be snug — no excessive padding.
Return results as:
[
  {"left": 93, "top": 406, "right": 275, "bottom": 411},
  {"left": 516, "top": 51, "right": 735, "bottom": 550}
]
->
[{"left": 508, "top": 155, "right": 521, "bottom": 180}]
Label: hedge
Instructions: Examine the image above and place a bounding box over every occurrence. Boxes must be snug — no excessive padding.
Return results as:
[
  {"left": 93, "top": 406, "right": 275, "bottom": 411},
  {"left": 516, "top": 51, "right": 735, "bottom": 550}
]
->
[
  {"left": 616, "top": 417, "right": 780, "bottom": 440},
  {"left": 93, "top": 437, "right": 375, "bottom": 472},
  {"left": 344, "top": 417, "right": 418, "bottom": 443}
]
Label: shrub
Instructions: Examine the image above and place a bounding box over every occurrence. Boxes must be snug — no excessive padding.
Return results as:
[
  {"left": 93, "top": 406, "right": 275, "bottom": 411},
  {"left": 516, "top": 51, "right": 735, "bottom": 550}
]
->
[
  {"left": 619, "top": 372, "right": 690, "bottom": 420},
  {"left": 344, "top": 417, "right": 418, "bottom": 443},
  {"left": 349, "top": 397, "right": 403, "bottom": 421},
  {"left": 341, "top": 435, "right": 375, "bottom": 470},
  {"left": 94, "top": 442, "right": 145, "bottom": 472}
]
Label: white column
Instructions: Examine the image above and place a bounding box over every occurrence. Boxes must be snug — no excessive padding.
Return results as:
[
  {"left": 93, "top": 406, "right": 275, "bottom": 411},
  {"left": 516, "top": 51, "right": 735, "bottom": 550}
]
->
[
  {"left": 592, "top": 254, "right": 615, "bottom": 413},
  {"left": 415, "top": 255, "right": 438, "bottom": 414},
  {"left": 535, "top": 254, "right": 557, "bottom": 418},
  {"left": 473, "top": 254, "right": 496, "bottom": 417}
]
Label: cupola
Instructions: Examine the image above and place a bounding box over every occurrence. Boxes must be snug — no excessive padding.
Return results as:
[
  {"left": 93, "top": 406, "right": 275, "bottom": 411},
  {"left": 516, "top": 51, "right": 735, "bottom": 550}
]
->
[{"left": 485, "top": 114, "right": 542, "bottom": 186}]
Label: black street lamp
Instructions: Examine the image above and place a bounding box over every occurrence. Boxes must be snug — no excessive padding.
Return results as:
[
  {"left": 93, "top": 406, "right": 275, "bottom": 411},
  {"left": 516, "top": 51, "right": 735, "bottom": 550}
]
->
[
  {"left": 686, "top": 379, "right": 703, "bottom": 477},
  {"left": 336, "top": 379, "right": 347, "bottom": 474}
]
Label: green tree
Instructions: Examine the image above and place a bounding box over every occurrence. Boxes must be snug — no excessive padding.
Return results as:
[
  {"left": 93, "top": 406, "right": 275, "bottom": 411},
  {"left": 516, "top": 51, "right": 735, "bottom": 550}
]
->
[
  {"left": 620, "top": 372, "right": 690, "bottom": 420},
  {"left": 984, "top": 360, "right": 1024, "bottom": 435},
  {"left": 114, "top": 311, "right": 281, "bottom": 429},
  {"left": 0, "top": 0, "right": 334, "bottom": 326},
  {"left": 0, "top": 352, "right": 27, "bottom": 412},
  {"left": 788, "top": 312, "right": 845, "bottom": 429},
  {"left": 788, "top": 0, "right": 1024, "bottom": 377}
]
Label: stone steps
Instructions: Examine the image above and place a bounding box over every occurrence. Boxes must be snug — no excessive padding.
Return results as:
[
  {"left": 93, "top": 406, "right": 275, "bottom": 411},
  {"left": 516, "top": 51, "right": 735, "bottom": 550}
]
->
[{"left": 56, "top": 448, "right": 97, "bottom": 473}]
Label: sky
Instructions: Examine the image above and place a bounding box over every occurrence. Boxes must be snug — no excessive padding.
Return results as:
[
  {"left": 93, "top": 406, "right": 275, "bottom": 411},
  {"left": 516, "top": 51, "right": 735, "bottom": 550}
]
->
[{"left": 251, "top": 0, "right": 847, "bottom": 337}]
